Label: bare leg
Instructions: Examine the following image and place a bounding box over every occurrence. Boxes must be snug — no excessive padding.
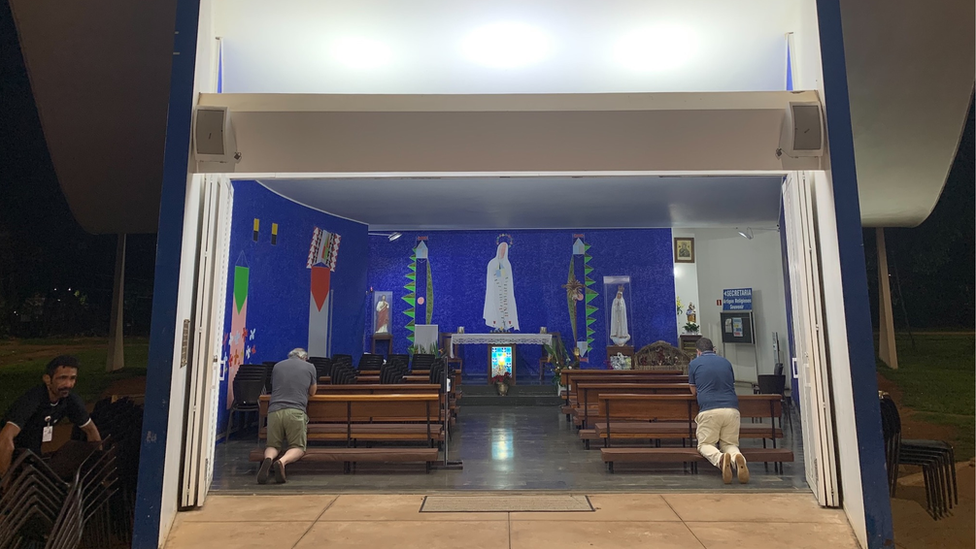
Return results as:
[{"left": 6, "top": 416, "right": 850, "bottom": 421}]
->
[
  {"left": 277, "top": 447, "right": 305, "bottom": 466},
  {"left": 272, "top": 448, "right": 304, "bottom": 484},
  {"left": 264, "top": 447, "right": 280, "bottom": 461}
]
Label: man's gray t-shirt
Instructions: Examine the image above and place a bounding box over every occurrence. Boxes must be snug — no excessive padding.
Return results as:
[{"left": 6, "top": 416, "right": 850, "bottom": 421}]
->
[{"left": 268, "top": 357, "right": 317, "bottom": 414}]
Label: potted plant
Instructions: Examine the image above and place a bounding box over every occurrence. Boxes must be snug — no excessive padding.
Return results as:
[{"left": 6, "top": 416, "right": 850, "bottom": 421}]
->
[
  {"left": 491, "top": 372, "right": 512, "bottom": 395},
  {"left": 544, "top": 336, "right": 579, "bottom": 395},
  {"left": 683, "top": 322, "right": 700, "bottom": 334}
]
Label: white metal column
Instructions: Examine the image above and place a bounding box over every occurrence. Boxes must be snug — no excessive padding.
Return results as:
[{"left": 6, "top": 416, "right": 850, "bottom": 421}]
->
[
  {"left": 782, "top": 171, "right": 839, "bottom": 507},
  {"left": 180, "top": 175, "right": 234, "bottom": 509}
]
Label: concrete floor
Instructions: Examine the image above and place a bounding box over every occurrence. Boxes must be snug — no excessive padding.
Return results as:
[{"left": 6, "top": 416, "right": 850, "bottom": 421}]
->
[
  {"left": 165, "top": 492, "right": 861, "bottom": 549},
  {"left": 212, "top": 405, "right": 806, "bottom": 493}
]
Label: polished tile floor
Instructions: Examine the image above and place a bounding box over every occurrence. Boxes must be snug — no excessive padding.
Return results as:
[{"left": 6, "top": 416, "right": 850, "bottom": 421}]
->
[
  {"left": 211, "top": 405, "right": 806, "bottom": 493},
  {"left": 165, "top": 493, "right": 860, "bottom": 549}
]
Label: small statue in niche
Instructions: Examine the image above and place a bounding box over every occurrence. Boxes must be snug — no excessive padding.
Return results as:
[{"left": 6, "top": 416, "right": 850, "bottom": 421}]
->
[
  {"left": 685, "top": 302, "right": 697, "bottom": 324},
  {"left": 375, "top": 295, "right": 390, "bottom": 334},
  {"left": 610, "top": 286, "right": 631, "bottom": 346}
]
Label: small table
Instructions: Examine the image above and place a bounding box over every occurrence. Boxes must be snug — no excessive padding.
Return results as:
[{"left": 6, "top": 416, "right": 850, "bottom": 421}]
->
[{"left": 371, "top": 333, "right": 392, "bottom": 355}]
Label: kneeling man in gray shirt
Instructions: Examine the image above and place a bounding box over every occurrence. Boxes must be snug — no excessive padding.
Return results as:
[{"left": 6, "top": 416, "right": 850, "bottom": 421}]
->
[{"left": 257, "top": 348, "right": 317, "bottom": 484}]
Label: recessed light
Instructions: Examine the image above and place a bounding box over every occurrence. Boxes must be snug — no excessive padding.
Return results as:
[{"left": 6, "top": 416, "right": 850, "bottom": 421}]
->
[
  {"left": 332, "top": 37, "right": 392, "bottom": 69},
  {"left": 461, "top": 22, "right": 553, "bottom": 69},
  {"left": 614, "top": 25, "right": 697, "bottom": 72}
]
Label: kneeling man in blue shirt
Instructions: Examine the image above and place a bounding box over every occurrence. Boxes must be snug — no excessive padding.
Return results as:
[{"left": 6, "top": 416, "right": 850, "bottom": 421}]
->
[{"left": 688, "top": 337, "right": 749, "bottom": 484}]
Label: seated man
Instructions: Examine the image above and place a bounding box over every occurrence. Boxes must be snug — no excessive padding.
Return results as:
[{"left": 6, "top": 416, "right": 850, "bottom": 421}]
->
[
  {"left": 688, "top": 338, "right": 749, "bottom": 484},
  {"left": 257, "top": 348, "right": 317, "bottom": 484},
  {"left": 0, "top": 355, "right": 102, "bottom": 477}
]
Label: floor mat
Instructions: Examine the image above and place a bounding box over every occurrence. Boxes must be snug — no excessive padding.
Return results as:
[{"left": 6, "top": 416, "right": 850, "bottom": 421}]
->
[{"left": 420, "top": 494, "right": 594, "bottom": 512}]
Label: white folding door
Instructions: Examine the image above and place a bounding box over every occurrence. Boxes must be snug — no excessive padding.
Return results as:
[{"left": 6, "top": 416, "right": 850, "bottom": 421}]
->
[
  {"left": 180, "top": 174, "right": 234, "bottom": 509},
  {"left": 781, "top": 171, "right": 840, "bottom": 507}
]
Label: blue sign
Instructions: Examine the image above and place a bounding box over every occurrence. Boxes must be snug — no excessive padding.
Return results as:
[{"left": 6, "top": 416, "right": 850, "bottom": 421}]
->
[{"left": 722, "top": 288, "right": 753, "bottom": 311}]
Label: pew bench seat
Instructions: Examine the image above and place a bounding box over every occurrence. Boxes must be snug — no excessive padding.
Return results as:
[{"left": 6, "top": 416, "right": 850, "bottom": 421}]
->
[
  {"left": 249, "top": 447, "right": 439, "bottom": 473},
  {"left": 601, "top": 447, "right": 794, "bottom": 473}
]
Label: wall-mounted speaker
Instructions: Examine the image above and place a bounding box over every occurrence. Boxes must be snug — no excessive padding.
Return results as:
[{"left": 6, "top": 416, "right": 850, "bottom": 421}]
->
[
  {"left": 193, "top": 106, "right": 241, "bottom": 164},
  {"left": 778, "top": 101, "right": 824, "bottom": 158}
]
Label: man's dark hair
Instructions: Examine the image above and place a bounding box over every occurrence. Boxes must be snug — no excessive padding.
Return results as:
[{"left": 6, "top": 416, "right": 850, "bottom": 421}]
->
[
  {"left": 695, "top": 337, "right": 715, "bottom": 353},
  {"left": 45, "top": 355, "right": 80, "bottom": 377}
]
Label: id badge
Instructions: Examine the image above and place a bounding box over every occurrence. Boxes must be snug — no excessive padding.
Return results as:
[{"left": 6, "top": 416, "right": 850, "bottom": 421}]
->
[{"left": 42, "top": 426, "right": 53, "bottom": 443}]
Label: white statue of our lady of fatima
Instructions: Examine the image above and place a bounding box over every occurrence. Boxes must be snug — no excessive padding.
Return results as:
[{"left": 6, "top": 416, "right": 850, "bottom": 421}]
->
[{"left": 610, "top": 286, "right": 630, "bottom": 345}]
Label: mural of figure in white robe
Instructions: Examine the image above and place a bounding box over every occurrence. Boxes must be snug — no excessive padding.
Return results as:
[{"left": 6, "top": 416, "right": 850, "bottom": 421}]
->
[
  {"left": 610, "top": 286, "right": 631, "bottom": 345},
  {"left": 484, "top": 240, "right": 520, "bottom": 331}
]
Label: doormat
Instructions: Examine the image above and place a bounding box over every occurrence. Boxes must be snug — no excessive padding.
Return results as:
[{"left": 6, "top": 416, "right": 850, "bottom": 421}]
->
[{"left": 420, "top": 495, "right": 594, "bottom": 513}]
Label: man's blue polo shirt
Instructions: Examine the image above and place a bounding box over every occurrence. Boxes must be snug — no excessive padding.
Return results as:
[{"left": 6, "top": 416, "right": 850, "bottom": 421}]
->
[{"left": 688, "top": 351, "right": 738, "bottom": 412}]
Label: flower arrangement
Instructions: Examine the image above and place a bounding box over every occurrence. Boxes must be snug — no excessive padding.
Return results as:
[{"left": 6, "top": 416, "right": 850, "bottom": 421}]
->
[
  {"left": 491, "top": 373, "right": 512, "bottom": 385},
  {"left": 683, "top": 322, "right": 700, "bottom": 334}
]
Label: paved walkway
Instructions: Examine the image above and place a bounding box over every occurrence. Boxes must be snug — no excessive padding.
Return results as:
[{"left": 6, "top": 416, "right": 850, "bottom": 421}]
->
[{"left": 165, "top": 492, "right": 859, "bottom": 549}]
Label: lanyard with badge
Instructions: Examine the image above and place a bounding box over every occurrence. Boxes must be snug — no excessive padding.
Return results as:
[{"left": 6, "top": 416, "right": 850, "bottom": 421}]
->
[{"left": 43, "top": 415, "right": 54, "bottom": 442}]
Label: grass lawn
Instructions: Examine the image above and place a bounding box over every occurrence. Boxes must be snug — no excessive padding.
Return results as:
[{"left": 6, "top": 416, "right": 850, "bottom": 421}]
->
[
  {"left": 0, "top": 337, "right": 149, "bottom": 414},
  {"left": 877, "top": 332, "right": 975, "bottom": 460}
]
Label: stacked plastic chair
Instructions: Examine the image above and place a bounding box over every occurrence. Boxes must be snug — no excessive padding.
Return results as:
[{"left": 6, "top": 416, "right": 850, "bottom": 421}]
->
[
  {"left": 0, "top": 442, "right": 117, "bottom": 549},
  {"left": 262, "top": 361, "right": 277, "bottom": 394},
  {"left": 380, "top": 360, "right": 408, "bottom": 384},
  {"left": 879, "top": 392, "right": 958, "bottom": 519},
  {"left": 308, "top": 356, "right": 332, "bottom": 381},
  {"left": 357, "top": 353, "right": 384, "bottom": 371},
  {"left": 226, "top": 364, "right": 267, "bottom": 438},
  {"left": 330, "top": 361, "right": 358, "bottom": 385},
  {"left": 71, "top": 397, "right": 143, "bottom": 547},
  {"left": 411, "top": 353, "right": 436, "bottom": 372},
  {"left": 331, "top": 354, "right": 353, "bottom": 368},
  {"left": 388, "top": 354, "right": 410, "bottom": 366}
]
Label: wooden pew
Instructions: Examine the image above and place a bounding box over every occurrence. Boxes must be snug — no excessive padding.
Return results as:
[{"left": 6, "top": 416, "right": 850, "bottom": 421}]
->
[
  {"left": 258, "top": 393, "right": 445, "bottom": 443},
  {"left": 251, "top": 393, "right": 442, "bottom": 473},
  {"left": 559, "top": 370, "right": 687, "bottom": 415},
  {"left": 573, "top": 383, "right": 695, "bottom": 447},
  {"left": 593, "top": 394, "right": 793, "bottom": 473},
  {"left": 314, "top": 383, "right": 456, "bottom": 428},
  {"left": 591, "top": 394, "right": 786, "bottom": 447}
]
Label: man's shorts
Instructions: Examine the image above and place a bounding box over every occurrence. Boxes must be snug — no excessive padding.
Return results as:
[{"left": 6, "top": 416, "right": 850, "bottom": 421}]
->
[{"left": 266, "top": 408, "right": 308, "bottom": 452}]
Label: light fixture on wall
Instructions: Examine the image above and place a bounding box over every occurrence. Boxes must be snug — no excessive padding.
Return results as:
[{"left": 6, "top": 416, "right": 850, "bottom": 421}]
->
[
  {"left": 369, "top": 232, "right": 402, "bottom": 242},
  {"left": 735, "top": 227, "right": 779, "bottom": 240},
  {"left": 461, "top": 22, "right": 553, "bottom": 68}
]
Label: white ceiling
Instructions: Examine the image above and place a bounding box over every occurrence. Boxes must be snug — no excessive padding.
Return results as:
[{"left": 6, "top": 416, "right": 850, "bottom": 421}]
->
[
  {"left": 9, "top": 0, "right": 971, "bottom": 233},
  {"left": 256, "top": 175, "right": 785, "bottom": 230},
  {"left": 214, "top": 0, "right": 799, "bottom": 94}
]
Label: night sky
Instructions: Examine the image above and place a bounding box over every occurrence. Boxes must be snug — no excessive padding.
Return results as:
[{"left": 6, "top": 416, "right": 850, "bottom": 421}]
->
[{"left": 0, "top": 2, "right": 972, "bottom": 336}]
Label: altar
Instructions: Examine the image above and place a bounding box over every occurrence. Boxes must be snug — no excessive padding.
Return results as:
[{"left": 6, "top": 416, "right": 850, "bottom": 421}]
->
[{"left": 448, "top": 333, "right": 555, "bottom": 384}]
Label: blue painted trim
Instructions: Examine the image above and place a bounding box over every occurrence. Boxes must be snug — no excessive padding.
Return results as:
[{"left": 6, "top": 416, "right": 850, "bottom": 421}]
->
[
  {"left": 815, "top": 1, "right": 894, "bottom": 547},
  {"left": 131, "top": 1, "right": 201, "bottom": 547},
  {"left": 217, "top": 39, "right": 223, "bottom": 93},
  {"left": 786, "top": 41, "right": 794, "bottom": 91}
]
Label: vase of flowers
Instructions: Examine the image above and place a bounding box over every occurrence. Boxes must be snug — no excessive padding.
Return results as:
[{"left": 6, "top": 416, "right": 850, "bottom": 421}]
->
[{"left": 491, "top": 373, "right": 512, "bottom": 395}]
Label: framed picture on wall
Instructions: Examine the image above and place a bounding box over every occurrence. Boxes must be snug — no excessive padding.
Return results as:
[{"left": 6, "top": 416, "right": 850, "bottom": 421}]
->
[{"left": 674, "top": 237, "right": 695, "bottom": 263}]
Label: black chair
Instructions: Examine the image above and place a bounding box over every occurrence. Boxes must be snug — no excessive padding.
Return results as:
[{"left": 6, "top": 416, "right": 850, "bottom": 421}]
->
[
  {"left": 412, "top": 353, "right": 436, "bottom": 371},
  {"left": 879, "top": 392, "right": 958, "bottom": 519},
  {"left": 330, "top": 362, "right": 357, "bottom": 385},
  {"left": 428, "top": 359, "right": 446, "bottom": 386},
  {"left": 226, "top": 369, "right": 266, "bottom": 439},
  {"left": 358, "top": 353, "right": 384, "bottom": 371},
  {"left": 309, "top": 356, "right": 333, "bottom": 380},
  {"left": 332, "top": 353, "right": 353, "bottom": 365},
  {"left": 389, "top": 353, "right": 410, "bottom": 365},
  {"left": 262, "top": 361, "right": 277, "bottom": 393}
]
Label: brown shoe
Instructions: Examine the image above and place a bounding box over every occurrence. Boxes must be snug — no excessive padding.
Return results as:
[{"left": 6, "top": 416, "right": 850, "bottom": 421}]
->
[
  {"left": 734, "top": 454, "right": 750, "bottom": 484},
  {"left": 720, "top": 453, "right": 733, "bottom": 484},
  {"left": 256, "top": 458, "right": 272, "bottom": 485},
  {"left": 273, "top": 460, "right": 287, "bottom": 484}
]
